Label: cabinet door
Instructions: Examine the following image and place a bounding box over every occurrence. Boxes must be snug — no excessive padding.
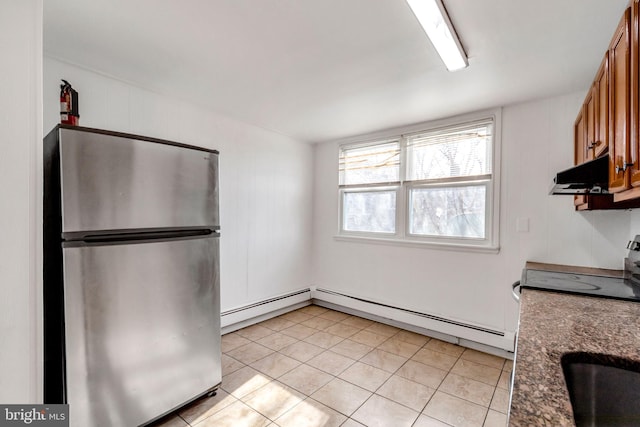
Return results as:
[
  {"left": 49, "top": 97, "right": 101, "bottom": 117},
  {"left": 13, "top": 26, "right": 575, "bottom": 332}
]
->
[
  {"left": 585, "top": 87, "right": 596, "bottom": 161},
  {"left": 609, "top": 8, "right": 631, "bottom": 193},
  {"left": 575, "top": 108, "right": 587, "bottom": 165},
  {"left": 630, "top": 0, "right": 640, "bottom": 186},
  {"left": 594, "top": 53, "right": 609, "bottom": 158},
  {"left": 574, "top": 109, "right": 588, "bottom": 207}
]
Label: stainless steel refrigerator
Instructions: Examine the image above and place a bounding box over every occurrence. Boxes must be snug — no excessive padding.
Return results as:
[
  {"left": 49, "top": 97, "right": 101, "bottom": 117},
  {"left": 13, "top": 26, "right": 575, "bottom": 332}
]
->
[{"left": 43, "top": 125, "right": 221, "bottom": 427}]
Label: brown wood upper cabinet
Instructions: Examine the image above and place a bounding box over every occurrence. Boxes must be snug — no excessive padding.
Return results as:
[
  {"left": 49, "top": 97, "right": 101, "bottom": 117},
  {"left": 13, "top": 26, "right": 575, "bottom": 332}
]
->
[
  {"left": 573, "top": 2, "right": 640, "bottom": 208},
  {"left": 621, "top": 0, "right": 640, "bottom": 198},
  {"left": 631, "top": 0, "right": 640, "bottom": 189},
  {"left": 574, "top": 54, "right": 610, "bottom": 210},
  {"left": 581, "top": 55, "right": 609, "bottom": 163},
  {"left": 609, "top": 7, "right": 631, "bottom": 194},
  {"left": 574, "top": 108, "right": 588, "bottom": 209},
  {"left": 594, "top": 54, "right": 609, "bottom": 159},
  {"left": 584, "top": 83, "right": 597, "bottom": 162}
]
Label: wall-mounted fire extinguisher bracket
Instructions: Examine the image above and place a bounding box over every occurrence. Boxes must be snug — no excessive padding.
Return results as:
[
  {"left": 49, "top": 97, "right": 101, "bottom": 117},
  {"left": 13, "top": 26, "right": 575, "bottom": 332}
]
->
[{"left": 60, "top": 79, "right": 80, "bottom": 126}]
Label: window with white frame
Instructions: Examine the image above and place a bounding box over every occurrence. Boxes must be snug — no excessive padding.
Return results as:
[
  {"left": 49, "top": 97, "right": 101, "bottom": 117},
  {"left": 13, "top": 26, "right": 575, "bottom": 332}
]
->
[{"left": 338, "top": 114, "right": 499, "bottom": 250}]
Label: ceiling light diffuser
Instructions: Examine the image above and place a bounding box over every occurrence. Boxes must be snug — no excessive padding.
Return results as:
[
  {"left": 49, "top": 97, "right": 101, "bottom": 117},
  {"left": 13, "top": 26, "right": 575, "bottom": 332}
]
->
[{"left": 406, "top": 0, "right": 468, "bottom": 71}]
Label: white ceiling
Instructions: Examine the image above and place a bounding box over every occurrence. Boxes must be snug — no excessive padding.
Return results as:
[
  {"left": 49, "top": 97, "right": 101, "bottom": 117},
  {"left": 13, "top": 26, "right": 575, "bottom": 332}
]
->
[{"left": 44, "top": 0, "right": 629, "bottom": 143}]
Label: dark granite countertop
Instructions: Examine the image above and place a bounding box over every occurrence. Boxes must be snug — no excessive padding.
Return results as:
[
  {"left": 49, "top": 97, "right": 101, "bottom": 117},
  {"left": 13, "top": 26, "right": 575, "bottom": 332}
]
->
[{"left": 508, "top": 263, "right": 640, "bottom": 426}]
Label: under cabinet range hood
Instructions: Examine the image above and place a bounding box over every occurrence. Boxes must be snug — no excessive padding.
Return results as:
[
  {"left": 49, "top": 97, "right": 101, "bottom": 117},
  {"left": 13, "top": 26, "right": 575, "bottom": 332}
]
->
[{"left": 549, "top": 155, "right": 610, "bottom": 195}]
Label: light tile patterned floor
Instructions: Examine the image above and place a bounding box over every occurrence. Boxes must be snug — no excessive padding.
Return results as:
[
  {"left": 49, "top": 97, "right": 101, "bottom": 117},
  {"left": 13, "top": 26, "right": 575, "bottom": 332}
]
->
[{"left": 154, "top": 305, "right": 512, "bottom": 427}]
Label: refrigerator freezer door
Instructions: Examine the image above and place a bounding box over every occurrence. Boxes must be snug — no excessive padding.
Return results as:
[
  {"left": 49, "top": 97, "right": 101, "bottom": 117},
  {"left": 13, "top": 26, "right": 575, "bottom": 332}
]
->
[
  {"left": 59, "top": 128, "right": 219, "bottom": 237},
  {"left": 62, "top": 236, "right": 221, "bottom": 427}
]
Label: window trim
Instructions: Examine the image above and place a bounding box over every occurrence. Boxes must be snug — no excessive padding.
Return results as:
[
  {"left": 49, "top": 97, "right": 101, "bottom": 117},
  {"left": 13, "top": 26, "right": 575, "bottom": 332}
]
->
[{"left": 336, "top": 108, "right": 501, "bottom": 253}]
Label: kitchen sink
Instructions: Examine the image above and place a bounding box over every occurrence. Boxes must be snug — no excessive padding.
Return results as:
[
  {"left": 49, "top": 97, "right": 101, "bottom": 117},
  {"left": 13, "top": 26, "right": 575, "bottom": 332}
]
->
[{"left": 562, "top": 353, "right": 640, "bottom": 426}]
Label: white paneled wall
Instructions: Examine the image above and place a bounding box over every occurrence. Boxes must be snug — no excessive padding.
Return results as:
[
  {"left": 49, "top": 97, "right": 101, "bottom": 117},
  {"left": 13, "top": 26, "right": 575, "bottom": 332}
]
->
[
  {"left": 312, "top": 91, "right": 640, "bottom": 346},
  {"left": 0, "top": 0, "right": 43, "bottom": 403},
  {"left": 43, "top": 57, "right": 314, "bottom": 313}
]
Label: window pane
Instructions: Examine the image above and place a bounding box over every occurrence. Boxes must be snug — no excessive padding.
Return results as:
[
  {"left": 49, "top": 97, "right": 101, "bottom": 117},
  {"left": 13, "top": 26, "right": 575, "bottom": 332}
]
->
[
  {"left": 339, "top": 141, "right": 400, "bottom": 185},
  {"left": 343, "top": 191, "right": 396, "bottom": 233},
  {"left": 407, "top": 122, "right": 492, "bottom": 181},
  {"left": 409, "top": 186, "right": 486, "bottom": 238}
]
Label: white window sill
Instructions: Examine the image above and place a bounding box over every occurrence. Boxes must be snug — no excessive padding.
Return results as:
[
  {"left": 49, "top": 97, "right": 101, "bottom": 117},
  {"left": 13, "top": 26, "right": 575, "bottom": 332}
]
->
[{"left": 333, "top": 234, "right": 500, "bottom": 254}]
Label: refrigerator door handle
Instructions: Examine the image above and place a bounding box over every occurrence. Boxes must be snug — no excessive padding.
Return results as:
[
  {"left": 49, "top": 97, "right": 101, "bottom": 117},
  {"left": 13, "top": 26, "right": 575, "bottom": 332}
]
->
[{"left": 79, "top": 228, "right": 216, "bottom": 244}]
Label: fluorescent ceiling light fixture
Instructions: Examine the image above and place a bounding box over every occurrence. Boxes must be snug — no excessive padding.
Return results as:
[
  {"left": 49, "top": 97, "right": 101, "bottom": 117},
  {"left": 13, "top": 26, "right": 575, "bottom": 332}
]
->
[{"left": 406, "top": 0, "right": 468, "bottom": 71}]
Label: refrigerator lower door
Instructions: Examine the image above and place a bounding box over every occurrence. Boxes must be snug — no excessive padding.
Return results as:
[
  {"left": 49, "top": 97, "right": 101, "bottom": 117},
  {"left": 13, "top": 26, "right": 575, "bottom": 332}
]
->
[{"left": 62, "top": 236, "right": 221, "bottom": 427}]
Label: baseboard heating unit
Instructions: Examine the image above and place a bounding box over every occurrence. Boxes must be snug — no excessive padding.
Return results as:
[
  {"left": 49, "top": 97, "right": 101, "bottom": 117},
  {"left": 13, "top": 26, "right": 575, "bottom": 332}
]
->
[
  {"left": 219, "top": 286, "right": 514, "bottom": 356},
  {"left": 221, "top": 288, "right": 311, "bottom": 334},
  {"left": 312, "top": 287, "right": 514, "bottom": 355}
]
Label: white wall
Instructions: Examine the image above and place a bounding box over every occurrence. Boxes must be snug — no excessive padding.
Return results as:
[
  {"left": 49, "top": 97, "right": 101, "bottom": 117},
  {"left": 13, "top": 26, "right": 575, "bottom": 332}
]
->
[
  {"left": 0, "top": 0, "right": 43, "bottom": 403},
  {"left": 43, "top": 58, "right": 314, "bottom": 313},
  {"left": 312, "top": 91, "right": 640, "bottom": 343}
]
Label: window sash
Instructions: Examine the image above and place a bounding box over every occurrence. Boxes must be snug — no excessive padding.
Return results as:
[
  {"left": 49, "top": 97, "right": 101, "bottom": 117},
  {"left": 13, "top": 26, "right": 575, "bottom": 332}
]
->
[
  {"left": 405, "top": 120, "right": 493, "bottom": 182},
  {"left": 337, "top": 113, "right": 498, "bottom": 248},
  {"left": 406, "top": 180, "right": 490, "bottom": 240},
  {"left": 340, "top": 187, "right": 399, "bottom": 235},
  {"left": 404, "top": 119, "right": 493, "bottom": 146},
  {"left": 339, "top": 139, "right": 400, "bottom": 186}
]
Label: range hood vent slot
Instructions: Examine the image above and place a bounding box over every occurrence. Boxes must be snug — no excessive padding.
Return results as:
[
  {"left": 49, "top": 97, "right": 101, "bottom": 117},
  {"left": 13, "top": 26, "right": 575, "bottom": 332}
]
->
[{"left": 550, "top": 155, "right": 610, "bottom": 196}]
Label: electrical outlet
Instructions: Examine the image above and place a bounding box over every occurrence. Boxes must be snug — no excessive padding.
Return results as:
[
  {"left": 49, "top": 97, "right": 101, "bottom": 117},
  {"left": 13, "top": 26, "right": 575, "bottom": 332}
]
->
[{"left": 516, "top": 218, "right": 529, "bottom": 233}]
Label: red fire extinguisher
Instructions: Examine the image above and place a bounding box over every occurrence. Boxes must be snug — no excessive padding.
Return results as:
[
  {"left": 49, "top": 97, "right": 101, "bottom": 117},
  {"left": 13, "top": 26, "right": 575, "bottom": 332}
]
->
[{"left": 60, "top": 79, "right": 80, "bottom": 126}]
